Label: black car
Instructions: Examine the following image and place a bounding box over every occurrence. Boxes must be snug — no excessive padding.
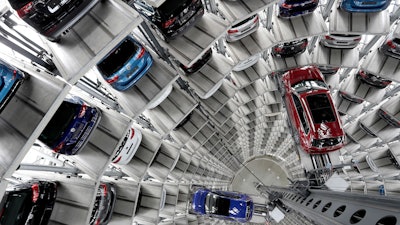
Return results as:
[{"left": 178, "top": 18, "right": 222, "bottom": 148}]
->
[
  {"left": 271, "top": 39, "right": 308, "bottom": 58},
  {"left": 356, "top": 70, "right": 392, "bottom": 89},
  {"left": 90, "top": 182, "right": 116, "bottom": 225},
  {"left": 0, "top": 180, "right": 57, "bottom": 225},
  {"left": 131, "top": 0, "right": 204, "bottom": 41},
  {"left": 339, "top": 90, "right": 364, "bottom": 104},
  {"left": 8, "top": 0, "right": 100, "bottom": 41},
  {"left": 179, "top": 48, "right": 212, "bottom": 75}
]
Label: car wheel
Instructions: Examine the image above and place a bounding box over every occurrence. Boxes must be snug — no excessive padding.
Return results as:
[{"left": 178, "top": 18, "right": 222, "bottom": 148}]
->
[{"left": 154, "top": 27, "right": 167, "bottom": 42}]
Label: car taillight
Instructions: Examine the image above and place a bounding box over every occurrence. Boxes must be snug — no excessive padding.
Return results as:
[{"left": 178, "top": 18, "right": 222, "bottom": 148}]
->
[
  {"left": 54, "top": 142, "right": 65, "bottom": 153},
  {"left": 12, "top": 70, "right": 17, "bottom": 79},
  {"left": 95, "top": 219, "right": 101, "bottom": 225},
  {"left": 274, "top": 47, "right": 282, "bottom": 52},
  {"left": 136, "top": 47, "right": 146, "bottom": 59},
  {"left": 78, "top": 104, "right": 87, "bottom": 118},
  {"left": 32, "top": 183, "right": 39, "bottom": 203},
  {"left": 130, "top": 128, "right": 135, "bottom": 139},
  {"left": 228, "top": 29, "right": 238, "bottom": 34},
  {"left": 325, "top": 35, "right": 335, "bottom": 40},
  {"left": 17, "top": 2, "right": 33, "bottom": 18},
  {"left": 301, "top": 41, "right": 308, "bottom": 47},
  {"left": 281, "top": 2, "right": 292, "bottom": 8},
  {"left": 113, "top": 156, "right": 122, "bottom": 164},
  {"left": 101, "top": 184, "right": 108, "bottom": 197},
  {"left": 354, "top": 37, "right": 361, "bottom": 41},
  {"left": 254, "top": 16, "right": 259, "bottom": 23},
  {"left": 107, "top": 76, "right": 119, "bottom": 84},
  {"left": 359, "top": 70, "right": 367, "bottom": 77},
  {"left": 162, "top": 18, "right": 177, "bottom": 28},
  {"left": 387, "top": 40, "right": 396, "bottom": 49}
]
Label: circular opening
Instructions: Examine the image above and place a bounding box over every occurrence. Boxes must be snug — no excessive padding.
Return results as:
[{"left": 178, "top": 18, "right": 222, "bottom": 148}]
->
[
  {"left": 322, "top": 202, "right": 332, "bottom": 212},
  {"left": 313, "top": 200, "right": 321, "bottom": 209},
  {"left": 306, "top": 198, "right": 314, "bottom": 206},
  {"left": 375, "top": 216, "right": 397, "bottom": 225},
  {"left": 350, "top": 209, "right": 366, "bottom": 224},
  {"left": 334, "top": 205, "right": 346, "bottom": 217}
]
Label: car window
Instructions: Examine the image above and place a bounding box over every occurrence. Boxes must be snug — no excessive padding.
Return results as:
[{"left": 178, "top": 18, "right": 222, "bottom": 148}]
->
[
  {"left": 0, "top": 191, "right": 32, "bottom": 225},
  {"left": 306, "top": 94, "right": 335, "bottom": 124},
  {"left": 292, "top": 94, "right": 309, "bottom": 134},
  {"left": 205, "top": 193, "right": 230, "bottom": 216},
  {"left": 292, "top": 80, "right": 328, "bottom": 92},
  {"left": 39, "top": 101, "right": 78, "bottom": 146},
  {"left": 97, "top": 38, "right": 139, "bottom": 77},
  {"left": 393, "top": 38, "right": 400, "bottom": 45},
  {"left": 7, "top": 0, "right": 31, "bottom": 9},
  {"left": 158, "top": 0, "right": 190, "bottom": 18}
]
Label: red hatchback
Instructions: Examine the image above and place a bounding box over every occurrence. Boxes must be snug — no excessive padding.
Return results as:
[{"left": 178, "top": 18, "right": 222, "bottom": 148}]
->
[{"left": 279, "top": 66, "right": 345, "bottom": 154}]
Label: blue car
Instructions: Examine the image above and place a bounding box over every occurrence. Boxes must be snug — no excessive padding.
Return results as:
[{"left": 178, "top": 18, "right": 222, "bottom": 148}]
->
[
  {"left": 97, "top": 35, "right": 153, "bottom": 91},
  {"left": 191, "top": 188, "right": 253, "bottom": 223},
  {"left": 278, "top": 0, "right": 319, "bottom": 18},
  {"left": 340, "top": 0, "right": 391, "bottom": 12},
  {"left": 0, "top": 61, "right": 26, "bottom": 113},
  {"left": 39, "top": 96, "right": 101, "bottom": 155}
]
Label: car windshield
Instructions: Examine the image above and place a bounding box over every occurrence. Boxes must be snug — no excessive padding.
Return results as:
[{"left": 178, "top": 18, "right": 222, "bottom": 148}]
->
[
  {"left": 306, "top": 94, "right": 336, "bottom": 124},
  {"left": 331, "top": 33, "right": 360, "bottom": 37},
  {"left": 205, "top": 192, "right": 230, "bottom": 216},
  {"left": 158, "top": 0, "right": 190, "bottom": 18},
  {"left": 0, "top": 191, "right": 32, "bottom": 225},
  {"left": 97, "top": 38, "right": 139, "bottom": 77},
  {"left": 39, "top": 101, "right": 78, "bottom": 146},
  {"left": 292, "top": 80, "right": 328, "bottom": 92}
]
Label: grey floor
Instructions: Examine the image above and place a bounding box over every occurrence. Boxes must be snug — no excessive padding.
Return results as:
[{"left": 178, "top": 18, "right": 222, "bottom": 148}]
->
[{"left": 231, "top": 156, "right": 290, "bottom": 195}]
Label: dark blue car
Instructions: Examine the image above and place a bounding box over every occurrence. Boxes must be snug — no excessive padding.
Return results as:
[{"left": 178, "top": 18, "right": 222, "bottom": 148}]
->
[
  {"left": 39, "top": 96, "right": 101, "bottom": 155},
  {"left": 97, "top": 35, "right": 153, "bottom": 91},
  {"left": 191, "top": 188, "right": 253, "bottom": 223},
  {"left": 340, "top": 0, "right": 391, "bottom": 12},
  {"left": 0, "top": 61, "right": 26, "bottom": 113}
]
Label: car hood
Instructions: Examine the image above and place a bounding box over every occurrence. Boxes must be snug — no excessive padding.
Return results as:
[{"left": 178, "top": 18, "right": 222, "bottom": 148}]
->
[{"left": 192, "top": 189, "right": 208, "bottom": 213}]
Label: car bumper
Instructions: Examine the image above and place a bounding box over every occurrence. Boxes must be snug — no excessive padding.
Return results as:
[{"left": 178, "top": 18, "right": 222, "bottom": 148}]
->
[
  {"left": 226, "top": 20, "right": 259, "bottom": 42},
  {"left": 321, "top": 40, "right": 359, "bottom": 49},
  {"left": 233, "top": 53, "right": 260, "bottom": 71}
]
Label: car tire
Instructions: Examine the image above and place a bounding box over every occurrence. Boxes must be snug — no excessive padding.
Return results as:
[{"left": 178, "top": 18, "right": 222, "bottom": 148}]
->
[{"left": 153, "top": 27, "right": 167, "bottom": 42}]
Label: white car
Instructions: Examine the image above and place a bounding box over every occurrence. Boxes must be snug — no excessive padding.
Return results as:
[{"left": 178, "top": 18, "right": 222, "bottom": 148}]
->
[
  {"left": 320, "top": 33, "right": 361, "bottom": 49},
  {"left": 112, "top": 126, "right": 142, "bottom": 165},
  {"left": 226, "top": 14, "right": 260, "bottom": 42}
]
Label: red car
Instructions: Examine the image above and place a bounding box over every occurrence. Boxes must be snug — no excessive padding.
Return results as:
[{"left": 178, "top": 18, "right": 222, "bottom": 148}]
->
[{"left": 279, "top": 66, "right": 345, "bottom": 154}]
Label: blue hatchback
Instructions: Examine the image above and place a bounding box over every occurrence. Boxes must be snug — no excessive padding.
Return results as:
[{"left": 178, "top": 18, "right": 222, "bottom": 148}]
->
[
  {"left": 191, "top": 188, "right": 253, "bottom": 223},
  {"left": 97, "top": 35, "right": 153, "bottom": 91},
  {"left": 340, "top": 0, "right": 391, "bottom": 12},
  {"left": 39, "top": 96, "right": 101, "bottom": 155},
  {"left": 0, "top": 61, "right": 26, "bottom": 113}
]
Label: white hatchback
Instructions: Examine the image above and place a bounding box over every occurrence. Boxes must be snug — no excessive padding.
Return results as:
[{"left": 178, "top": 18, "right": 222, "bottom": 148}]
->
[{"left": 112, "top": 126, "right": 142, "bottom": 165}]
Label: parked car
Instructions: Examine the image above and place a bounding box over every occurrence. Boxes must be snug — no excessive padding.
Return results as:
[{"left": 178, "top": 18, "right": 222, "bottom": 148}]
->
[
  {"left": 359, "top": 122, "right": 377, "bottom": 137},
  {"left": 0, "top": 179, "right": 57, "bottom": 225},
  {"left": 278, "top": 0, "right": 319, "bottom": 18},
  {"left": 0, "top": 61, "right": 26, "bottom": 113},
  {"left": 272, "top": 39, "right": 308, "bottom": 58},
  {"left": 379, "top": 32, "right": 400, "bottom": 60},
  {"left": 179, "top": 48, "right": 212, "bottom": 75},
  {"left": 7, "top": 0, "right": 100, "bottom": 41},
  {"left": 339, "top": 90, "right": 364, "bottom": 104},
  {"left": 340, "top": 0, "right": 391, "bottom": 13},
  {"left": 191, "top": 188, "right": 253, "bottom": 223},
  {"left": 97, "top": 35, "right": 153, "bottom": 91},
  {"left": 378, "top": 108, "right": 400, "bottom": 128},
  {"left": 317, "top": 65, "right": 340, "bottom": 76},
  {"left": 232, "top": 53, "right": 261, "bottom": 71},
  {"left": 356, "top": 70, "right": 392, "bottom": 89},
  {"left": 90, "top": 182, "right": 116, "bottom": 225},
  {"left": 111, "top": 126, "right": 142, "bottom": 165},
  {"left": 132, "top": 0, "right": 204, "bottom": 41},
  {"left": 226, "top": 14, "right": 259, "bottom": 42},
  {"left": 320, "top": 33, "right": 361, "bottom": 49},
  {"left": 39, "top": 96, "right": 101, "bottom": 155},
  {"left": 279, "top": 66, "right": 345, "bottom": 154}
]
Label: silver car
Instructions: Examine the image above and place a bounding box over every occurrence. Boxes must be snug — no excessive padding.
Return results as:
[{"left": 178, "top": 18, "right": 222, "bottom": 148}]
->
[
  {"left": 320, "top": 33, "right": 361, "bottom": 49},
  {"left": 380, "top": 32, "right": 400, "bottom": 60},
  {"left": 226, "top": 14, "right": 260, "bottom": 42}
]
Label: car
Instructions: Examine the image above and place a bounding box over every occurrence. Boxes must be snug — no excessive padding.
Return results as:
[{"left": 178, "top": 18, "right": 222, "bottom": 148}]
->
[
  {"left": 279, "top": 66, "right": 346, "bottom": 154},
  {"left": 232, "top": 53, "right": 261, "bottom": 71},
  {"left": 132, "top": 0, "right": 204, "bottom": 41},
  {"left": 271, "top": 39, "right": 308, "bottom": 58},
  {"left": 191, "top": 188, "right": 253, "bottom": 223},
  {"left": 96, "top": 35, "right": 153, "bottom": 91},
  {"left": 226, "top": 14, "right": 259, "bottom": 42},
  {"left": 39, "top": 96, "right": 101, "bottom": 155},
  {"left": 90, "top": 182, "right": 116, "bottom": 225},
  {"left": 340, "top": 0, "right": 391, "bottom": 13},
  {"left": 278, "top": 0, "right": 319, "bottom": 18},
  {"left": 7, "top": 0, "right": 100, "bottom": 41},
  {"left": 179, "top": 48, "right": 212, "bottom": 75},
  {"left": 317, "top": 65, "right": 340, "bottom": 76},
  {"left": 378, "top": 108, "right": 400, "bottom": 128},
  {"left": 339, "top": 90, "right": 364, "bottom": 104},
  {"left": 111, "top": 126, "right": 142, "bottom": 165},
  {"left": 0, "top": 179, "right": 57, "bottom": 225},
  {"left": 320, "top": 33, "right": 361, "bottom": 49},
  {"left": 356, "top": 70, "right": 392, "bottom": 89},
  {"left": 379, "top": 32, "right": 400, "bottom": 60},
  {"left": 0, "top": 61, "right": 26, "bottom": 113}
]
